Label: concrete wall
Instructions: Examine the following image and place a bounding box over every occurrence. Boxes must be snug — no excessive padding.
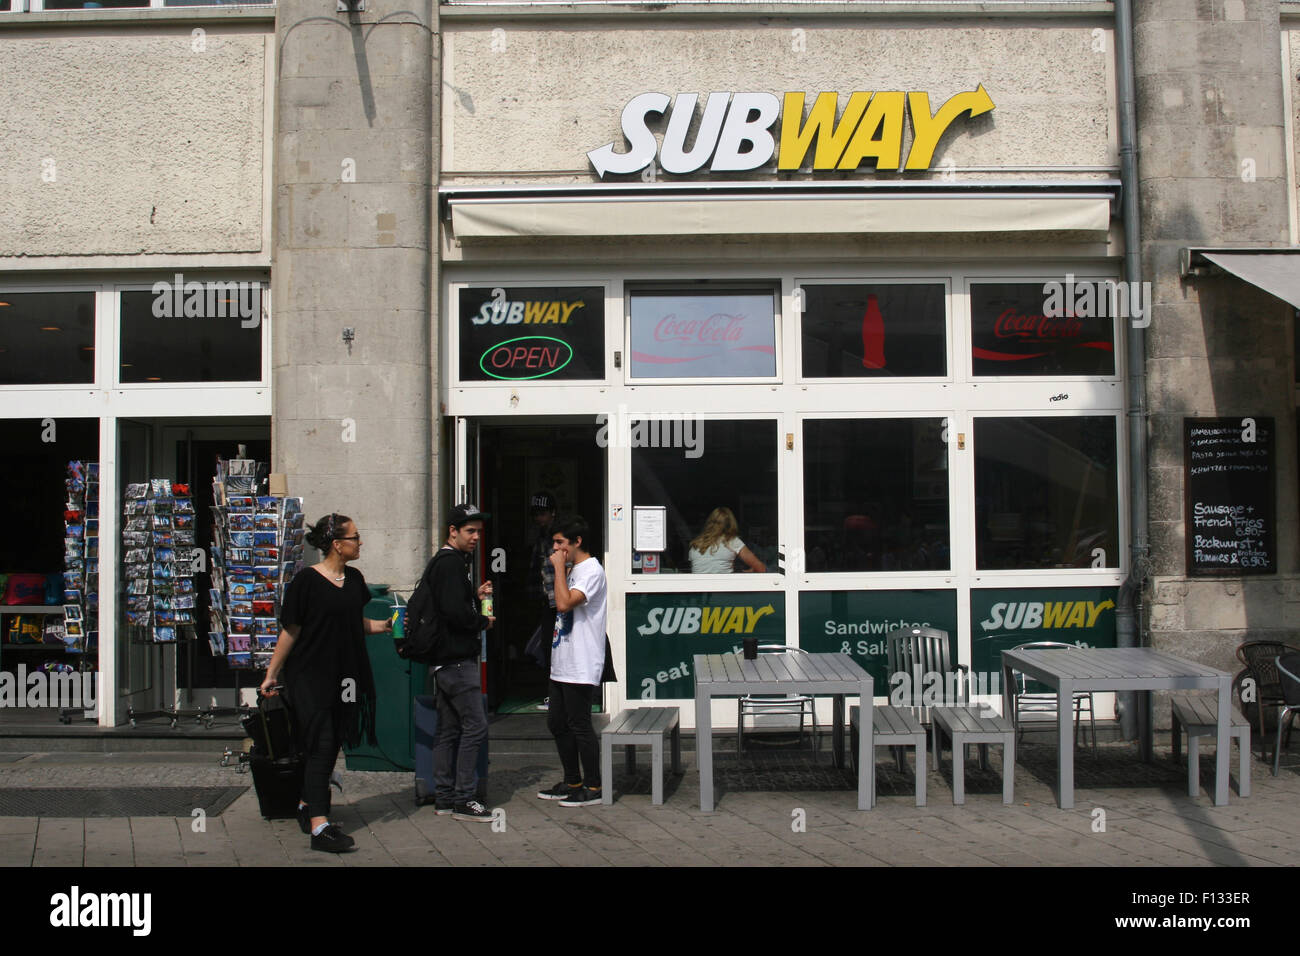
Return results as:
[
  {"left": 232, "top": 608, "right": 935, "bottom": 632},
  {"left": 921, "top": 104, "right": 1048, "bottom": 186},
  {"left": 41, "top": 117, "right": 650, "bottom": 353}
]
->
[
  {"left": 1138, "top": 1, "right": 1300, "bottom": 689},
  {"left": 441, "top": 17, "right": 1116, "bottom": 182},
  {"left": 272, "top": 0, "right": 436, "bottom": 596},
  {"left": 0, "top": 25, "right": 270, "bottom": 259}
]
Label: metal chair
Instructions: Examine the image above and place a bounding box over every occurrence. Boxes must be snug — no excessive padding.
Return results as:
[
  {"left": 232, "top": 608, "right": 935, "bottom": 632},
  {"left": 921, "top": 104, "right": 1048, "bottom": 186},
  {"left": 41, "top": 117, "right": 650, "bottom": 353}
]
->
[
  {"left": 1271, "top": 652, "right": 1300, "bottom": 777},
  {"left": 1236, "top": 640, "right": 1297, "bottom": 762},
  {"left": 736, "top": 645, "right": 819, "bottom": 754},
  {"left": 886, "top": 625, "right": 991, "bottom": 768},
  {"left": 1007, "top": 641, "right": 1097, "bottom": 753}
]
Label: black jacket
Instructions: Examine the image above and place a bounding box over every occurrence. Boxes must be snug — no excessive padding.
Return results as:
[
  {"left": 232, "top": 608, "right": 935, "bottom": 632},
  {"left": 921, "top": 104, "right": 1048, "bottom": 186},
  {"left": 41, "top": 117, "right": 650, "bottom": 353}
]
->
[{"left": 430, "top": 546, "right": 487, "bottom": 665}]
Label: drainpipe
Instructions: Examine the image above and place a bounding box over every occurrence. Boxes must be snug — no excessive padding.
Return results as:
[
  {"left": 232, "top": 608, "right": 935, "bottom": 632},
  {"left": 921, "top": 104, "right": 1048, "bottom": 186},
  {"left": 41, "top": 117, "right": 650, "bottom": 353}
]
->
[{"left": 1114, "top": 0, "right": 1146, "bottom": 742}]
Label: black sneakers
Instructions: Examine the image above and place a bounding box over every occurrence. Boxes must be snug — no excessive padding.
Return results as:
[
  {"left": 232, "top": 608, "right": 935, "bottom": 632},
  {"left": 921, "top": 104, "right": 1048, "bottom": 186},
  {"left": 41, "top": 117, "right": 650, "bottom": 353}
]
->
[
  {"left": 310, "top": 824, "right": 356, "bottom": 853},
  {"left": 452, "top": 800, "right": 493, "bottom": 822},
  {"left": 537, "top": 781, "right": 581, "bottom": 801},
  {"left": 434, "top": 801, "right": 455, "bottom": 815},
  {"left": 558, "top": 786, "right": 602, "bottom": 807}
]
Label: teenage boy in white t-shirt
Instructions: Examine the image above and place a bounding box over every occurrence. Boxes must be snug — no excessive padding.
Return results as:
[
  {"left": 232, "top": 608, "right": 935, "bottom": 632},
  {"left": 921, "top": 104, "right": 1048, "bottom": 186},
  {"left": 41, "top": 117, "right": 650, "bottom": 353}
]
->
[{"left": 536, "top": 515, "right": 607, "bottom": 807}]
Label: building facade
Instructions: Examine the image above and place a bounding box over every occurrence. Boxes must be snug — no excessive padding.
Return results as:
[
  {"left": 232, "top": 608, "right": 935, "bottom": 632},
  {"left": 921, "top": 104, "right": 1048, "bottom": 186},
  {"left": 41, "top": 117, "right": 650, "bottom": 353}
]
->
[{"left": 1, "top": 0, "right": 1296, "bottom": 731}]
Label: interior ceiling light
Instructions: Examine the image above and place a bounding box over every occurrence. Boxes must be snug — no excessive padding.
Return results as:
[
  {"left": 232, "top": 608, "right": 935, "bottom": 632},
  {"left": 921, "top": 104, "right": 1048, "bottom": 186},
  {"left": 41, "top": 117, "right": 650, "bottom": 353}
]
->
[
  {"left": 81, "top": 346, "right": 95, "bottom": 351},
  {"left": 146, "top": 377, "right": 162, "bottom": 381},
  {"left": 0, "top": 301, "right": 10, "bottom": 307},
  {"left": 40, "top": 326, "right": 61, "bottom": 331}
]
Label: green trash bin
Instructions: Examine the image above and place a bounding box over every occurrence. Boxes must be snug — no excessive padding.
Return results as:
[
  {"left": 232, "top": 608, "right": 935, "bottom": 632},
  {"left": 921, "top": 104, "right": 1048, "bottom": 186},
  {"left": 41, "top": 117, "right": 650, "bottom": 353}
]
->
[{"left": 343, "top": 584, "right": 429, "bottom": 771}]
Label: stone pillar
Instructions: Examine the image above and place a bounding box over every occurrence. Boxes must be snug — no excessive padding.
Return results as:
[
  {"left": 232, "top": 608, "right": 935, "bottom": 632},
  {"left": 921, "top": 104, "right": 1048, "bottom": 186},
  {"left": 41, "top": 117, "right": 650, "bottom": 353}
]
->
[
  {"left": 1136, "top": 0, "right": 1300, "bottom": 677},
  {"left": 272, "top": 0, "right": 435, "bottom": 592}
]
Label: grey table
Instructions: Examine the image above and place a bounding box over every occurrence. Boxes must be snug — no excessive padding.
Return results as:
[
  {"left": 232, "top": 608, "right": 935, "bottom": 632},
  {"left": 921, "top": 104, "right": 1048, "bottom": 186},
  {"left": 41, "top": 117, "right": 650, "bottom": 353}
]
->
[
  {"left": 1000, "top": 646, "right": 1233, "bottom": 808},
  {"left": 693, "top": 653, "right": 874, "bottom": 812}
]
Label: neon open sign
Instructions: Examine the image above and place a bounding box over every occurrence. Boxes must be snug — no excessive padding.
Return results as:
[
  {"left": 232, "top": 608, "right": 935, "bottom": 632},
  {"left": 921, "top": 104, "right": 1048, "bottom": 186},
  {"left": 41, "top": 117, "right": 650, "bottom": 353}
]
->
[{"left": 478, "top": 335, "right": 574, "bottom": 380}]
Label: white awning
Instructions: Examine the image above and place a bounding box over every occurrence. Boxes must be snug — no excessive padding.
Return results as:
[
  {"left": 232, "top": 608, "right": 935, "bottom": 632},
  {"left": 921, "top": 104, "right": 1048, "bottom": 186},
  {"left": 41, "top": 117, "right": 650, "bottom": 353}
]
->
[
  {"left": 448, "top": 194, "right": 1112, "bottom": 241},
  {"left": 1200, "top": 252, "right": 1300, "bottom": 309}
]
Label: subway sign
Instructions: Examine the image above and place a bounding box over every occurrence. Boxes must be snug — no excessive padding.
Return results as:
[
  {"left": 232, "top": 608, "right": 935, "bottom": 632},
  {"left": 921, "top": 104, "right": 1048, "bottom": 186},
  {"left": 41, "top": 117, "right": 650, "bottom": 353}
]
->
[
  {"left": 588, "top": 87, "right": 994, "bottom": 178},
  {"left": 458, "top": 286, "right": 605, "bottom": 382}
]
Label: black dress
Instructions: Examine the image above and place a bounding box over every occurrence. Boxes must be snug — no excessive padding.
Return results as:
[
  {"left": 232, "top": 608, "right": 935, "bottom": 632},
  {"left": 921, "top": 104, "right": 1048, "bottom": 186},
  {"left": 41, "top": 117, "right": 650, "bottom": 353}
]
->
[{"left": 279, "top": 566, "right": 378, "bottom": 772}]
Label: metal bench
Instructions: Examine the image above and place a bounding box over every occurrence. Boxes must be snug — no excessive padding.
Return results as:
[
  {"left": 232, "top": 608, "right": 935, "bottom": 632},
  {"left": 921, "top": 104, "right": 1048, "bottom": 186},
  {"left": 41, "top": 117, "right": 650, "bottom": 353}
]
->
[
  {"left": 931, "top": 707, "right": 1016, "bottom": 805},
  {"left": 849, "top": 705, "right": 927, "bottom": 807},
  {"left": 1171, "top": 695, "right": 1251, "bottom": 798},
  {"left": 600, "top": 706, "right": 682, "bottom": 805}
]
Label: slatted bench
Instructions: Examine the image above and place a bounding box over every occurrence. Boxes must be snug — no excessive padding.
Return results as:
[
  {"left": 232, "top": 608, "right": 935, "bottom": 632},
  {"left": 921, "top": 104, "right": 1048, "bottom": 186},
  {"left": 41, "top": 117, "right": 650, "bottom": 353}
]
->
[
  {"left": 600, "top": 707, "right": 682, "bottom": 805},
  {"left": 931, "top": 707, "right": 1016, "bottom": 805},
  {"left": 849, "top": 705, "right": 927, "bottom": 807},
  {"left": 1171, "top": 695, "right": 1251, "bottom": 798}
]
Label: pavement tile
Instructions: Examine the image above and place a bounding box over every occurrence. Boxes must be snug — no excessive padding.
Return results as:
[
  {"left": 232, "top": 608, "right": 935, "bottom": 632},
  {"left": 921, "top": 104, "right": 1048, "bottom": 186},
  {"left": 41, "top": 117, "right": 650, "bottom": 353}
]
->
[
  {"left": 84, "top": 817, "right": 133, "bottom": 867},
  {"left": 0, "top": 833, "right": 36, "bottom": 865}
]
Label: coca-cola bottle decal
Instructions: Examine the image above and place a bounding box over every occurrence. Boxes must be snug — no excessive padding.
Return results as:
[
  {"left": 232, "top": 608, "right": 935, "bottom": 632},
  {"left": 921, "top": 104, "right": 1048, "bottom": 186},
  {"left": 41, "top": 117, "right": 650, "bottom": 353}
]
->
[{"left": 861, "top": 293, "right": 886, "bottom": 369}]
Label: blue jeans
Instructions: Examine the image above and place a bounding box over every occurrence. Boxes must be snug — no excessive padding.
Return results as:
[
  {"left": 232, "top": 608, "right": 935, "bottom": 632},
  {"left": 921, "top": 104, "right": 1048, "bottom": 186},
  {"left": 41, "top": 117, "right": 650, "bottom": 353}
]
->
[{"left": 433, "top": 660, "right": 488, "bottom": 804}]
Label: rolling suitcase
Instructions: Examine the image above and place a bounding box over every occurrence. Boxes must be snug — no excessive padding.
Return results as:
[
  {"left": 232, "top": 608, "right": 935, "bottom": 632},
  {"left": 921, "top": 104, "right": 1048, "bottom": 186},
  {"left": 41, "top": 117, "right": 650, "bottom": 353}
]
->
[
  {"left": 249, "top": 753, "right": 306, "bottom": 820},
  {"left": 414, "top": 694, "right": 489, "bottom": 805}
]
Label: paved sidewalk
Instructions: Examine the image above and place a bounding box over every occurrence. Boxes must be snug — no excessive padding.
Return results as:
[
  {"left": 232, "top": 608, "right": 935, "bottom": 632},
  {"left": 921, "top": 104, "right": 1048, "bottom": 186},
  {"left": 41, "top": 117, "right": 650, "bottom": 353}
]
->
[{"left": 1, "top": 738, "right": 1298, "bottom": 867}]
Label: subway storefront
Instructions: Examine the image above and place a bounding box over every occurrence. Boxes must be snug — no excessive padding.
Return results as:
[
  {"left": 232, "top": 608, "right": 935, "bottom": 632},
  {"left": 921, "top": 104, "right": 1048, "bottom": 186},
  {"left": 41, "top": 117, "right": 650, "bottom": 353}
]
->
[{"left": 437, "top": 16, "right": 1128, "bottom": 725}]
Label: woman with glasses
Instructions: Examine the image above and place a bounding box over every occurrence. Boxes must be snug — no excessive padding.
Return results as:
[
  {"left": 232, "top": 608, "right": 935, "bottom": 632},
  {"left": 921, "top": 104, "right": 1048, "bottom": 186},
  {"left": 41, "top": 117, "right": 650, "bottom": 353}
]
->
[{"left": 260, "top": 513, "right": 387, "bottom": 852}]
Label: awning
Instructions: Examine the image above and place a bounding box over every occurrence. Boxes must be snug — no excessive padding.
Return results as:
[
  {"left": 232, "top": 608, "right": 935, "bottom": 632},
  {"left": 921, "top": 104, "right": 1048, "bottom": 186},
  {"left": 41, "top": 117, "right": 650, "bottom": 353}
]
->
[
  {"left": 448, "top": 194, "right": 1112, "bottom": 241},
  {"left": 1197, "top": 251, "right": 1300, "bottom": 309}
]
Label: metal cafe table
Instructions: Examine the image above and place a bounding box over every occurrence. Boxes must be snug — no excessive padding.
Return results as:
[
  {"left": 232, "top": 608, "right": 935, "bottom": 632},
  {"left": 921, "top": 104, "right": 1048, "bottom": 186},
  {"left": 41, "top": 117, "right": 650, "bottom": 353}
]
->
[
  {"left": 693, "top": 653, "right": 874, "bottom": 812},
  {"left": 1000, "top": 646, "right": 1234, "bottom": 808}
]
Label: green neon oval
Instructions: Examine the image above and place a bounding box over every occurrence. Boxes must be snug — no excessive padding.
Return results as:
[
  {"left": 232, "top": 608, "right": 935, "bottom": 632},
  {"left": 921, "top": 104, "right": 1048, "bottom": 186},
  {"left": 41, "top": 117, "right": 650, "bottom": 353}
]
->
[{"left": 479, "top": 335, "right": 574, "bottom": 380}]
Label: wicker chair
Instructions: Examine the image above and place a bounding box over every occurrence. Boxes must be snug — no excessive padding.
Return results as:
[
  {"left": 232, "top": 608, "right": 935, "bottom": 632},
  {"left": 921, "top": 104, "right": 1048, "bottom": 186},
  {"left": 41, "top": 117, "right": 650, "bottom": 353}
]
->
[{"left": 1236, "top": 641, "right": 1298, "bottom": 762}]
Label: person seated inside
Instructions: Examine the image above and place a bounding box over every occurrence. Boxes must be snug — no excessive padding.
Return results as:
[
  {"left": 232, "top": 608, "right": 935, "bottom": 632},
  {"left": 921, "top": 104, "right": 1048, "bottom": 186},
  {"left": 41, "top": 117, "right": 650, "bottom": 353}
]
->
[{"left": 688, "top": 506, "right": 766, "bottom": 573}]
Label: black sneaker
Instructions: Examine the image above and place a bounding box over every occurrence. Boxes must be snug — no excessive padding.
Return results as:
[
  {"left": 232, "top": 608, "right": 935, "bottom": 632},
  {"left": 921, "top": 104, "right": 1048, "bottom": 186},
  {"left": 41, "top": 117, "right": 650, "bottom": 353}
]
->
[
  {"left": 452, "top": 800, "right": 493, "bottom": 822},
  {"left": 297, "top": 804, "right": 311, "bottom": 835},
  {"left": 310, "top": 824, "right": 356, "bottom": 853},
  {"left": 537, "top": 781, "right": 582, "bottom": 801},
  {"left": 558, "top": 786, "right": 602, "bottom": 807}
]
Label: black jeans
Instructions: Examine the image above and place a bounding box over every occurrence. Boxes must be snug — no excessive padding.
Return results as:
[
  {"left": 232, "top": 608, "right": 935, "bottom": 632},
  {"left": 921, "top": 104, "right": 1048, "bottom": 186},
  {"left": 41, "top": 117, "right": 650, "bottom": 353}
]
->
[
  {"left": 298, "top": 707, "right": 337, "bottom": 820},
  {"left": 433, "top": 660, "right": 489, "bottom": 804},
  {"left": 547, "top": 679, "right": 600, "bottom": 789}
]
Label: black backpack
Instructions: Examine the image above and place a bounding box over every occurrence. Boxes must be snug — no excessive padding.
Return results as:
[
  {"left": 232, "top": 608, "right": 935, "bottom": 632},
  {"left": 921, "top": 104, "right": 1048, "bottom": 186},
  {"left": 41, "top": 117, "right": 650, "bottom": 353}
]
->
[{"left": 395, "top": 550, "right": 458, "bottom": 663}]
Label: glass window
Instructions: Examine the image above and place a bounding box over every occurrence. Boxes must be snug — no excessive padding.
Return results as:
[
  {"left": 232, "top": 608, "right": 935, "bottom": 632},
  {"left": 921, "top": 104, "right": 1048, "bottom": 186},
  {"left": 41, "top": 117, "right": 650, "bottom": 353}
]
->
[
  {"left": 629, "top": 419, "right": 777, "bottom": 573},
  {"left": 42, "top": 0, "right": 149, "bottom": 8},
  {"left": 803, "top": 418, "right": 950, "bottom": 572},
  {"left": 629, "top": 289, "right": 776, "bottom": 379},
  {"left": 801, "top": 283, "right": 946, "bottom": 378},
  {"left": 0, "top": 291, "right": 96, "bottom": 385},
  {"left": 119, "top": 284, "right": 263, "bottom": 383},
  {"left": 458, "top": 286, "right": 604, "bottom": 382},
  {"left": 974, "top": 416, "right": 1119, "bottom": 570},
  {"left": 970, "top": 282, "right": 1116, "bottom": 376}
]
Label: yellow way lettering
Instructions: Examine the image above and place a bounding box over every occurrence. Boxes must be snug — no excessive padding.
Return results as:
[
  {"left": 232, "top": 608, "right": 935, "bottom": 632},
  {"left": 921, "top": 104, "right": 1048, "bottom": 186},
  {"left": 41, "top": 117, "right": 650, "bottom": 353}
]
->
[
  {"left": 701, "top": 606, "right": 728, "bottom": 634},
  {"left": 744, "top": 604, "right": 776, "bottom": 632},
  {"left": 721, "top": 607, "right": 746, "bottom": 634},
  {"left": 1041, "top": 603, "right": 1071, "bottom": 628},
  {"left": 1063, "top": 603, "right": 1087, "bottom": 628},
  {"left": 1086, "top": 600, "right": 1115, "bottom": 628},
  {"left": 559, "top": 300, "right": 583, "bottom": 323},
  {"left": 777, "top": 91, "right": 872, "bottom": 171},
  {"left": 838, "top": 91, "right": 906, "bottom": 170},
  {"left": 905, "top": 85, "right": 996, "bottom": 170}
]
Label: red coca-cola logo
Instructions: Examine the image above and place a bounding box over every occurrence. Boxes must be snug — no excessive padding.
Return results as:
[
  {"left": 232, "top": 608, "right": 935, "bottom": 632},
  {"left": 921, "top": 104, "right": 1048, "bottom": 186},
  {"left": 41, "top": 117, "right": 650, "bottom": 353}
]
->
[
  {"left": 654, "top": 312, "right": 746, "bottom": 344},
  {"left": 993, "top": 309, "right": 1083, "bottom": 340}
]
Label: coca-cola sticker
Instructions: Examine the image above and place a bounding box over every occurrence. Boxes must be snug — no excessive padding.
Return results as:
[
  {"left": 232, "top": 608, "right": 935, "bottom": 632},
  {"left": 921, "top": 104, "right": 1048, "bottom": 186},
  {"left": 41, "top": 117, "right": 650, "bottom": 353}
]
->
[
  {"left": 630, "top": 292, "right": 777, "bottom": 378},
  {"left": 970, "top": 283, "right": 1115, "bottom": 377}
]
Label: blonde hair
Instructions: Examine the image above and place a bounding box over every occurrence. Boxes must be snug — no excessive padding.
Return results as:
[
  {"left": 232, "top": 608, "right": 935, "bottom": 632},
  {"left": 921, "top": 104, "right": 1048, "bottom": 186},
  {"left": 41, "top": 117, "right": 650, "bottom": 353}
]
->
[{"left": 691, "top": 507, "right": 739, "bottom": 555}]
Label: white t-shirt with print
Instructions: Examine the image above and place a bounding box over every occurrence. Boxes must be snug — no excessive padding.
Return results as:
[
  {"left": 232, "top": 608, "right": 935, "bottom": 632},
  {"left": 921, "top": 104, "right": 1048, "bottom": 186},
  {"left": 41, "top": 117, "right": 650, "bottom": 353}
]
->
[
  {"left": 550, "top": 556, "right": 607, "bottom": 686},
  {"left": 689, "top": 536, "right": 745, "bottom": 574}
]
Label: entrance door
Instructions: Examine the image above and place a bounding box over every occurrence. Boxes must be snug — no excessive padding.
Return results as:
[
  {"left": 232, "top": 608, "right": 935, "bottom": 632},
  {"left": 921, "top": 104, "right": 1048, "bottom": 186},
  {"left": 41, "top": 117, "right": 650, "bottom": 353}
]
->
[{"left": 466, "top": 419, "right": 606, "bottom": 713}]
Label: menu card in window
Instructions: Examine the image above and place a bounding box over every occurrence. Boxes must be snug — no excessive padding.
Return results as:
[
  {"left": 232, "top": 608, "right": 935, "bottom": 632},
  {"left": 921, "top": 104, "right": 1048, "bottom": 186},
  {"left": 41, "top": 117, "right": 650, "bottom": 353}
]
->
[{"left": 1184, "top": 417, "right": 1276, "bottom": 575}]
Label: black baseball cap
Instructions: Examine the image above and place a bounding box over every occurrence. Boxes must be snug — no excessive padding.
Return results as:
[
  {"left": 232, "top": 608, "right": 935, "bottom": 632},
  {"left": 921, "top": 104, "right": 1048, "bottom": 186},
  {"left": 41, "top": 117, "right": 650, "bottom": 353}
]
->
[
  {"left": 530, "top": 492, "right": 557, "bottom": 512},
  {"left": 448, "top": 503, "right": 490, "bottom": 527}
]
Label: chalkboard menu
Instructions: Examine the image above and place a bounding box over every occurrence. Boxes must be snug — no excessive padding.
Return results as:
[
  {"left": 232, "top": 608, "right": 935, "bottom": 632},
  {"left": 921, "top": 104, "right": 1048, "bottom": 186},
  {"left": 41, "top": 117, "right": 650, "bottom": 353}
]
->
[{"left": 1184, "top": 417, "right": 1276, "bottom": 575}]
